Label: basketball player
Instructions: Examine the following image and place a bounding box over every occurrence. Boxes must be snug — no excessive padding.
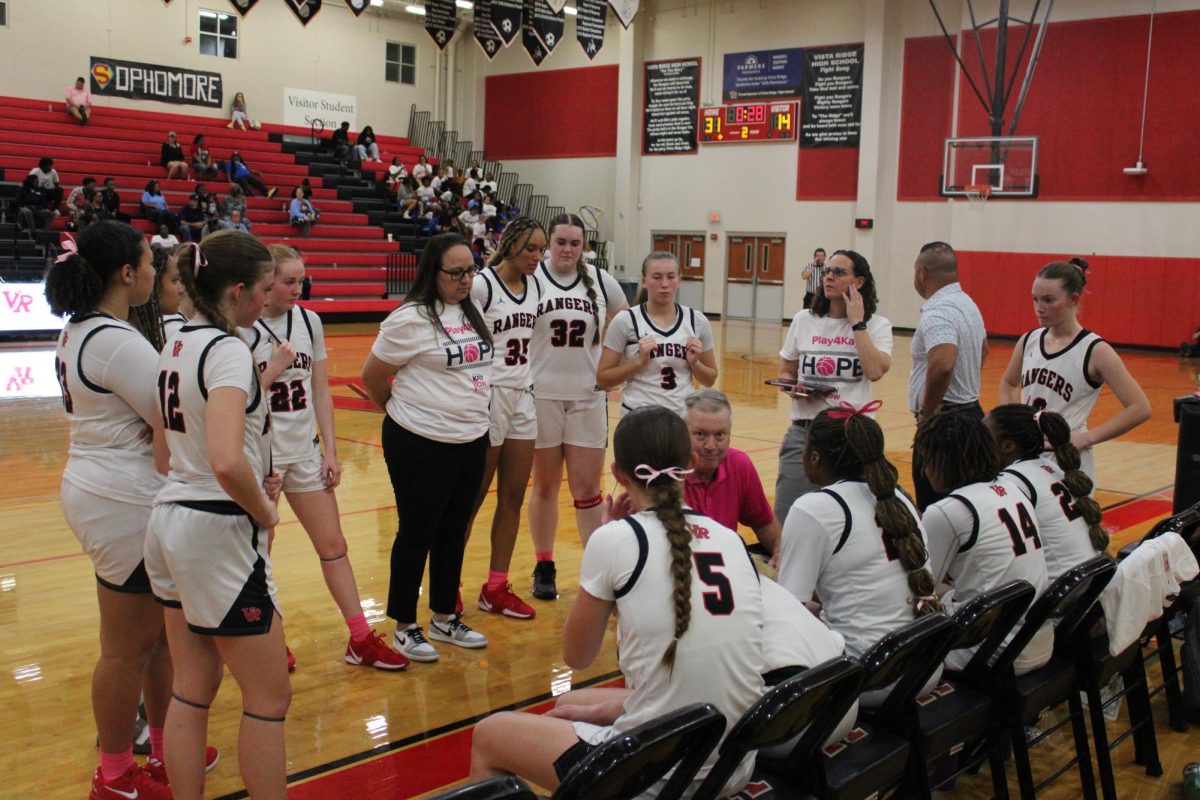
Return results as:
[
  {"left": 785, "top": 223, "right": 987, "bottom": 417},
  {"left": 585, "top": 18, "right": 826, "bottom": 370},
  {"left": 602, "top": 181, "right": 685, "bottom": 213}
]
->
[
  {"left": 774, "top": 249, "right": 892, "bottom": 524},
  {"left": 526, "top": 213, "right": 628, "bottom": 599},
  {"left": 997, "top": 258, "right": 1151, "bottom": 483},
  {"left": 596, "top": 251, "right": 717, "bottom": 415},
  {"left": 160, "top": 246, "right": 190, "bottom": 339},
  {"left": 244, "top": 245, "right": 408, "bottom": 668},
  {"left": 776, "top": 404, "right": 941, "bottom": 689},
  {"left": 464, "top": 218, "right": 545, "bottom": 620},
  {"left": 47, "top": 222, "right": 174, "bottom": 800},
  {"left": 362, "top": 233, "right": 494, "bottom": 662},
  {"left": 469, "top": 407, "right": 764, "bottom": 797},
  {"left": 143, "top": 232, "right": 290, "bottom": 800},
  {"left": 914, "top": 411, "right": 1052, "bottom": 674},
  {"left": 987, "top": 404, "right": 1106, "bottom": 582}
]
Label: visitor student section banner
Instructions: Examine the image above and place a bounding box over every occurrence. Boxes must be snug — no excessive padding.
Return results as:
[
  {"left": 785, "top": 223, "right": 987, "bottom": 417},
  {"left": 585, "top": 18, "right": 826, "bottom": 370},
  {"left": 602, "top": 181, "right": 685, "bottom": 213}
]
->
[
  {"left": 90, "top": 56, "right": 223, "bottom": 108},
  {"left": 643, "top": 58, "right": 700, "bottom": 155}
]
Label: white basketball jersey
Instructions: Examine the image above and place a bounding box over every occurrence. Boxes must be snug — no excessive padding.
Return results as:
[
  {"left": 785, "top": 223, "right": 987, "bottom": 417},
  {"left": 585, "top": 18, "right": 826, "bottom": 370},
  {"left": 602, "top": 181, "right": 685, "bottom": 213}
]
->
[
  {"left": 603, "top": 303, "right": 713, "bottom": 415},
  {"left": 472, "top": 267, "right": 540, "bottom": 390},
  {"left": 55, "top": 313, "right": 163, "bottom": 506},
  {"left": 1018, "top": 328, "right": 1104, "bottom": 432},
  {"left": 1002, "top": 457, "right": 1099, "bottom": 583},
  {"left": 242, "top": 306, "right": 325, "bottom": 464},
  {"left": 155, "top": 320, "right": 271, "bottom": 504},
  {"left": 530, "top": 262, "right": 624, "bottom": 401},
  {"left": 162, "top": 313, "right": 187, "bottom": 340},
  {"left": 778, "top": 480, "right": 925, "bottom": 659}
]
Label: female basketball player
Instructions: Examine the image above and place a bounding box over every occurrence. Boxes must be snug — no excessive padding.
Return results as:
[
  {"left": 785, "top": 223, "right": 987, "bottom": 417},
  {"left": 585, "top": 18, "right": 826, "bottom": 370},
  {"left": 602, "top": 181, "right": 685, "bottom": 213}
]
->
[
  {"left": 47, "top": 222, "right": 173, "bottom": 800},
  {"left": 362, "top": 233, "right": 494, "bottom": 662},
  {"left": 997, "top": 259, "right": 1151, "bottom": 483},
  {"left": 469, "top": 407, "right": 764, "bottom": 796},
  {"left": 987, "top": 404, "right": 1106, "bottom": 582},
  {"left": 596, "top": 251, "right": 717, "bottom": 415},
  {"left": 159, "top": 247, "right": 189, "bottom": 339},
  {"left": 143, "top": 232, "right": 290, "bottom": 800},
  {"left": 774, "top": 249, "right": 892, "bottom": 524},
  {"left": 915, "top": 411, "right": 1052, "bottom": 674},
  {"left": 246, "top": 245, "right": 408, "bottom": 668},
  {"left": 465, "top": 218, "right": 546, "bottom": 620},
  {"left": 777, "top": 404, "right": 941, "bottom": 674},
  {"left": 526, "top": 213, "right": 627, "bottom": 600}
]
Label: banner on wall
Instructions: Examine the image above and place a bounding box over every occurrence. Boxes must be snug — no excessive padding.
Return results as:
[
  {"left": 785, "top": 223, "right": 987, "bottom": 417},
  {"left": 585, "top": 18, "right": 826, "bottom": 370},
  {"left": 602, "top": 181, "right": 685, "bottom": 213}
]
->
[
  {"left": 490, "top": 0, "right": 523, "bottom": 45},
  {"left": 609, "top": 0, "right": 638, "bottom": 29},
  {"left": 227, "top": 0, "right": 259, "bottom": 14},
  {"left": 0, "top": 349, "right": 61, "bottom": 400},
  {"left": 521, "top": 1, "right": 549, "bottom": 66},
  {"left": 576, "top": 0, "right": 606, "bottom": 59},
  {"left": 283, "top": 87, "right": 357, "bottom": 130},
  {"left": 800, "top": 44, "right": 864, "bottom": 147},
  {"left": 282, "top": 0, "right": 322, "bottom": 24},
  {"left": 0, "top": 285, "right": 66, "bottom": 335},
  {"left": 344, "top": 0, "right": 368, "bottom": 15},
  {"left": 527, "top": 0, "right": 564, "bottom": 53},
  {"left": 89, "top": 56, "right": 223, "bottom": 108},
  {"left": 425, "top": 0, "right": 457, "bottom": 49},
  {"left": 722, "top": 47, "right": 804, "bottom": 102},
  {"left": 473, "top": 0, "right": 503, "bottom": 60},
  {"left": 643, "top": 58, "right": 700, "bottom": 155},
  {"left": 545, "top": 0, "right": 566, "bottom": 10}
]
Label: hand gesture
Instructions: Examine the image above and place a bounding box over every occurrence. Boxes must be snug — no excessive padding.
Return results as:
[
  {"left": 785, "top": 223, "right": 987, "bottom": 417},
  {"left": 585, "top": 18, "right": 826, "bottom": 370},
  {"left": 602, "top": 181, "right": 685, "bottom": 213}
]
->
[
  {"left": 269, "top": 341, "right": 296, "bottom": 374},
  {"left": 601, "top": 491, "right": 635, "bottom": 524},
  {"left": 321, "top": 453, "right": 342, "bottom": 490},
  {"left": 263, "top": 470, "right": 283, "bottom": 502},
  {"left": 685, "top": 336, "right": 703, "bottom": 365},
  {"left": 635, "top": 336, "right": 657, "bottom": 365},
  {"left": 843, "top": 285, "right": 865, "bottom": 326}
]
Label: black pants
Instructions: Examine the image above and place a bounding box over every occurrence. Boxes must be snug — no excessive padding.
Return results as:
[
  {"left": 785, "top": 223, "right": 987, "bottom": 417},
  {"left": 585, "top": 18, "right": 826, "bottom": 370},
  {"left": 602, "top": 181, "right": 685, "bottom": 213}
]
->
[
  {"left": 912, "top": 401, "right": 984, "bottom": 512},
  {"left": 235, "top": 176, "right": 269, "bottom": 197},
  {"left": 803, "top": 291, "right": 816, "bottom": 310},
  {"left": 381, "top": 416, "right": 487, "bottom": 623}
]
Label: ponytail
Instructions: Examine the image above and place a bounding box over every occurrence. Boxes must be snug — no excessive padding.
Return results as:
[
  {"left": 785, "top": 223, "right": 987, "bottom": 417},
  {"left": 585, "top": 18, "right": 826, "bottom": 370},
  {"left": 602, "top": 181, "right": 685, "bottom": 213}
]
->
[
  {"left": 176, "top": 230, "right": 273, "bottom": 336},
  {"left": 44, "top": 221, "right": 145, "bottom": 318},
  {"left": 549, "top": 213, "right": 601, "bottom": 344},
  {"left": 1036, "top": 410, "right": 1108, "bottom": 551}
]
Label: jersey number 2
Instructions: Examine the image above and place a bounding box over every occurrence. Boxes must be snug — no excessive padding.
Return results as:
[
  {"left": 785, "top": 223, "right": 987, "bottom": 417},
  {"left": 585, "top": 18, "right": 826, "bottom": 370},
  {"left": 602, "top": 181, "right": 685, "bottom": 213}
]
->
[
  {"left": 157, "top": 371, "right": 186, "bottom": 432},
  {"left": 1050, "top": 482, "right": 1084, "bottom": 522},
  {"left": 693, "top": 552, "right": 735, "bottom": 615}
]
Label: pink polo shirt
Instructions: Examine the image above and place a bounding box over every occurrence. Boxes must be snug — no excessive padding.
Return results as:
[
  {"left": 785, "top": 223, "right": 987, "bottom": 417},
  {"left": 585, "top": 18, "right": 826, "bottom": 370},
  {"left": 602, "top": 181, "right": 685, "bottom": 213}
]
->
[
  {"left": 66, "top": 86, "right": 91, "bottom": 107},
  {"left": 684, "top": 447, "right": 774, "bottom": 533}
]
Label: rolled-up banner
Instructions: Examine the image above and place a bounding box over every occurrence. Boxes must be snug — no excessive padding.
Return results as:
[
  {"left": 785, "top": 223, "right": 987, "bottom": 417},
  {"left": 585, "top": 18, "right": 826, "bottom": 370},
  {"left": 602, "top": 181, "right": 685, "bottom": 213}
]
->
[
  {"left": 576, "top": 0, "right": 606, "bottom": 59},
  {"left": 609, "top": 0, "right": 638, "bottom": 28},
  {"left": 283, "top": 0, "right": 322, "bottom": 25},
  {"left": 227, "top": 0, "right": 259, "bottom": 14},
  {"left": 344, "top": 0, "right": 368, "bottom": 15},
  {"left": 424, "top": 0, "right": 457, "bottom": 50},
  {"left": 521, "top": 0, "right": 549, "bottom": 66},
  {"left": 528, "top": 0, "right": 564, "bottom": 54},
  {"left": 474, "top": 0, "right": 503, "bottom": 60},
  {"left": 490, "top": 0, "right": 523, "bottom": 45}
]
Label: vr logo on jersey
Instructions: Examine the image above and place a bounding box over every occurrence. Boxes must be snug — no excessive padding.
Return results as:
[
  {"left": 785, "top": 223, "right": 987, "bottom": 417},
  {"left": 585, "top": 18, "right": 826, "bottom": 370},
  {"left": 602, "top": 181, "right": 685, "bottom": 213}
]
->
[
  {"left": 445, "top": 340, "right": 493, "bottom": 367},
  {"left": 1021, "top": 367, "right": 1073, "bottom": 401},
  {"left": 800, "top": 354, "right": 862, "bottom": 380},
  {"left": 493, "top": 312, "right": 536, "bottom": 335}
]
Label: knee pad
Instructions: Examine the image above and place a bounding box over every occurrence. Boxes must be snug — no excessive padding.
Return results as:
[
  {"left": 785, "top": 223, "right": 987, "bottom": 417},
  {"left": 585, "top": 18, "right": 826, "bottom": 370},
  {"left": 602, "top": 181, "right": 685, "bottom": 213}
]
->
[
  {"left": 573, "top": 494, "right": 603, "bottom": 510},
  {"left": 173, "top": 693, "right": 211, "bottom": 711}
]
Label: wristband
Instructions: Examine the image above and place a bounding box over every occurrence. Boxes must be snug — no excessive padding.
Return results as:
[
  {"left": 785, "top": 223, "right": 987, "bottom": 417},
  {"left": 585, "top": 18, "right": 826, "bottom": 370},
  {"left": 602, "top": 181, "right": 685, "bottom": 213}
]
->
[{"left": 851, "top": 321, "right": 868, "bottom": 331}]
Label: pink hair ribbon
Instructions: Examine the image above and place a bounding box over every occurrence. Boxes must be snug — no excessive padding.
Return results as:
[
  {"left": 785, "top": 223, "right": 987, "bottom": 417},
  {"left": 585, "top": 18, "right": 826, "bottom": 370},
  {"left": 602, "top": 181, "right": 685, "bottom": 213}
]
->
[
  {"left": 180, "top": 241, "right": 207, "bottom": 277},
  {"left": 55, "top": 235, "right": 77, "bottom": 264},
  {"left": 827, "top": 399, "right": 883, "bottom": 426},
  {"left": 634, "top": 464, "right": 693, "bottom": 486}
]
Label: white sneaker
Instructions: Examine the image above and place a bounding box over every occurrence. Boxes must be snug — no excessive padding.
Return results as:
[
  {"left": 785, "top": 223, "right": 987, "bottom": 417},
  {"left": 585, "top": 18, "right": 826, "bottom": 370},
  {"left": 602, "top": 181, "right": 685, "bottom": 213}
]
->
[
  {"left": 428, "top": 614, "right": 488, "bottom": 649},
  {"left": 393, "top": 625, "right": 439, "bottom": 662}
]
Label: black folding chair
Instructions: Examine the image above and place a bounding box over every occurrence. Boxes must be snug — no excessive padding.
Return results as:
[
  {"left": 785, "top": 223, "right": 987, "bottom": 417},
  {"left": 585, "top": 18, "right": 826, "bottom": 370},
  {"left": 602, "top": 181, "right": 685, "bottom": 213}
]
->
[
  {"left": 428, "top": 776, "right": 537, "bottom": 800},
  {"left": 553, "top": 702, "right": 727, "bottom": 800},
  {"left": 690, "top": 657, "right": 864, "bottom": 800}
]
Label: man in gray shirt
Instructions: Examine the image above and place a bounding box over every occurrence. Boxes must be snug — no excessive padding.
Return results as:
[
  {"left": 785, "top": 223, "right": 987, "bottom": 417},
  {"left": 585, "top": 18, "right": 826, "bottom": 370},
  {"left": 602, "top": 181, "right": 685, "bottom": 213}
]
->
[{"left": 908, "top": 241, "right": 989, "bottom": 510}]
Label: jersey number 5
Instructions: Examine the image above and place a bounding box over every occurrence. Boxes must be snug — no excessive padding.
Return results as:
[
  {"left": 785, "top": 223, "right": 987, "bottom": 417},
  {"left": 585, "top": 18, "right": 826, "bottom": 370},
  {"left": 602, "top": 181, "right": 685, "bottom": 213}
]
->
[
  {"left": 270, "top": 380, "right": 307, "bottom": 413},
  {"left": 693, "top": 552, "right": 735, "bottom": 615},
  {"left": 549, "top": 319, "right": 586, "bottom": 348},
  {"left": 157, "top": 371, "right": 186, "bottom": 432}
]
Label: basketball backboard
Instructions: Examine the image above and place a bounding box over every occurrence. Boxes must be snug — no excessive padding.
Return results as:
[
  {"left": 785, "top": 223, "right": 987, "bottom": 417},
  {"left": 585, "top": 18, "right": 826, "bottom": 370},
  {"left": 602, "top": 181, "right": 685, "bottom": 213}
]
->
[{"left": 942, "top": 136, "right": 1038, "bottom": 197}]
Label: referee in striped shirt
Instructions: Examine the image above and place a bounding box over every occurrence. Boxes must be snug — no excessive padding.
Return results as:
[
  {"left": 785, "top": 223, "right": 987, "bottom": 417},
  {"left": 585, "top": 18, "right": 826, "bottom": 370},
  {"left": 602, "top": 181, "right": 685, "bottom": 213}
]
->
[{"left": 801, "top": 248, "right": 826, "bottom": 310}]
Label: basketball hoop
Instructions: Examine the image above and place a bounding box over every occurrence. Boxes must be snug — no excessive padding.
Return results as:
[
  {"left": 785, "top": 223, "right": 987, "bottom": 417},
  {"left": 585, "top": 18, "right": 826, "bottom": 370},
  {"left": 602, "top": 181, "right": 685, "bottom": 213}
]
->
[{"left": 964, "top": 183, "right": 992, "bottom": 206}]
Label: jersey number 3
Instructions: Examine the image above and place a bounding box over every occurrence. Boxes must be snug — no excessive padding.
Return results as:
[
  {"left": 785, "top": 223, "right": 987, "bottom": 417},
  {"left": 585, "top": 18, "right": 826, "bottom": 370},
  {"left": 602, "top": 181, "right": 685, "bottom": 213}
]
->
[
  {"left": 693, "top": 552, "right": 735, "bottom": 615},
  {"left": 157, "top": 371, "right": 186, "bottom": 433}
]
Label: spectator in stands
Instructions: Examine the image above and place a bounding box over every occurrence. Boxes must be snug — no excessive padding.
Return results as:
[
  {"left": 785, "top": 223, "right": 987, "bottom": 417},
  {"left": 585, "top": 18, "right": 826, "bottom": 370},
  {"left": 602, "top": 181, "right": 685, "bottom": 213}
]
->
[
  {"left": 227, "top": 152, "right": 277, "bottom": 198},
  {"left": 431, "top": 164, "right": 448, "bottom": 193},
  {"left": 190, "top": 134, "right": 220, "bottom": 179},
  {"left": 356, "top": 125, "right": 381, "bottom": 163},
  {"left": 298, "top": 178, "right": 314, "bottom": 200},
  {"left": 330, "top": 121, "right": 352, "bottom": 162},
  {"left": 480, "top": 173, "right": 498, "bottom": 196},
  {"left": 79, "top": 190, "right": 109, "bottom": 231},
  {"left": 480, "top": 195, "right": 497, "bottom": 221},
  {"left": 227, "top": 91, "right": 251, "bottom": 130},
  {"left": 29, "top": 157, "right": 64, "bottom": 213},
  {"left": 192, "top": 183, "right": 219, "bottom": 218},
  {"left": 442, "top": 158, "right": 457, "bottom": 180},
  {"left": 386, "top": 157, "right": 408, "bottom": 193},
  {"left": 100, "top": 177, "right": 130, "bottom": 223},
  {"left": 396, "top": 176, "right": 419, "bottom": 214},
  {"left": 178, "top": 196, "right": 208, "bottom": 242},
  {"left": 160, "top": 132, "right": 188, "bottom": 181},
  {"left": 140, "top": 181, "right": 179, "bottom": 233},
  {"left": 411, "top": 154, "right": 431, "bottom": 182},
  {"left": 416, "top": 175, "right": 436, "bottom": 208},
  {"left": 150, "top": 224, "right": 179, "bottom": 249},
  {"left": 288, "top": 187, "right": 320, "bottom": 238},
  {"left": 582, "top": 240, "right": 597, "bottom": 262},
  {"left": 15, "top": 174, "right": 53, "bottom": 231},
  {"left": 219, "top": 208, "right": 251, "bottom": 233},
  {"left": 221, "top": 185, "right": 250, "bottom": 229},
  {"left": 462, "top": 171, "right": 478, "bottom": 198},
  {"left": 65, "top": 77, "right": 93, "bottom": 125},
  {"left": 200, "top": 215, "right": 223, "bottom": 240},
  {"left": 67, "top": 177, "right": 98, "bottom": 223}
]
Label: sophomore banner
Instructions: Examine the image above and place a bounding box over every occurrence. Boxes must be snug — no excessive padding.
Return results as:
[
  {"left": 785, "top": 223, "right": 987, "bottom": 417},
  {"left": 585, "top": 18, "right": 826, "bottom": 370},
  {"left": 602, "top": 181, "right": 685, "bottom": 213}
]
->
[{"left": 89, "top": 56, "right": 223, "bottom": 108}]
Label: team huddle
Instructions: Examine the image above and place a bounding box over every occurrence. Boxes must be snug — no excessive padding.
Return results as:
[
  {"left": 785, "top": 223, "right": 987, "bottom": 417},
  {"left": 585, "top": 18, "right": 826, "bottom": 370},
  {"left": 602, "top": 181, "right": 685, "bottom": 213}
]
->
[{"left": 50, "top": 217, "right": 1149, "bottom": 799}]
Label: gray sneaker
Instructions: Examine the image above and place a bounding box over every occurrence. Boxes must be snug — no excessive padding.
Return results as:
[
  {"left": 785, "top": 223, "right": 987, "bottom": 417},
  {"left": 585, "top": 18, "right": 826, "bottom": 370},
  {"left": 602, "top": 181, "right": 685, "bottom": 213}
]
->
[
  {"left": 532, "top": 560, "right": 558, "bottom": 600},
  {"left": 428, "top": 614, "right": 488, "bottom": 649},
  {"left": 393, "top": 625, "right": 439, "bottom": 662}
]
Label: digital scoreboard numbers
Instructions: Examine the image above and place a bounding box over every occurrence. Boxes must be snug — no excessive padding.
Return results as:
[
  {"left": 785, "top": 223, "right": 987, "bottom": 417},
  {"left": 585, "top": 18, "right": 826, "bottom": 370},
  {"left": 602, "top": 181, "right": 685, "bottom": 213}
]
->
[{"left": 699, "top": 102, "right": 797, "bottom": 144}]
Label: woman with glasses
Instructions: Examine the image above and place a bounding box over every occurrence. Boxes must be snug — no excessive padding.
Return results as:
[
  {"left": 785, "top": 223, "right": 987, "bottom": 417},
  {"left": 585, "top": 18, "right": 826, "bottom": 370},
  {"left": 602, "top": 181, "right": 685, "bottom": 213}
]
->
[
  {"left": 773, "top": 250, "right": 892, "bottom": 523},
  {"left": 361, "top": 234, "right": 495, "bottom": 663}
]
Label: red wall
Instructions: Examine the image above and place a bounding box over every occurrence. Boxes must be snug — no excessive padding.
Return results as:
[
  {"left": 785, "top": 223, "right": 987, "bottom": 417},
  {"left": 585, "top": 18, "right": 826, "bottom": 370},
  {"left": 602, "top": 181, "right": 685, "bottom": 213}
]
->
[
  {"left": 796, "top": 142, "right": 858, "bottom": 201},
  {"left": 484, "top": 65, "right": 619, "bottom": 160},
  {"left": 898, "top": 10, "right": 1200, "bottom": 201},
  {"left": 957, "top": 250, "right": 1200, "bottom": 348}
]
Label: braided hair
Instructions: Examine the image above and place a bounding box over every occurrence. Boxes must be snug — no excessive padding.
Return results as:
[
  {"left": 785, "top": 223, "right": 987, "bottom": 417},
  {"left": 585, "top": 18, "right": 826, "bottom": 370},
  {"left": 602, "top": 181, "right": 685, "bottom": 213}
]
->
[
  {"left": 808, "top": 409, "right": 943, "bottom": 615},
  {"left": 128, "top": 245, "right": 173, "bottom": 351},
  {"left": 45, "top": 221, "right": 147, "bottom": 319},
  {"left": 487, "top": 216, "right": 543, "bottom": 268},
  {"left": 548, "top": 213, "right": 601, "bottom": 344},
  {"left": 913, "top": 410, "right": 1001, "bottom": 493},
  {"left": 612, "top": 406, "right": 695, "bottom": 672},
  {"left": 176, "top": 230, "right": 274, "bottom": 336},
  {"left": 988, "top": 404, "right": 1108, "bottom": 551}
]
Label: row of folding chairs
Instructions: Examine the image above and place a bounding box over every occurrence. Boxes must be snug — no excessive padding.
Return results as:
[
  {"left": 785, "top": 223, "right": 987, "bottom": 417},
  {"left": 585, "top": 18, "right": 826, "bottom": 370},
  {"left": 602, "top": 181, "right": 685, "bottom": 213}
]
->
[{"left": 436, "top": 502, "right": 1199, "bottom": 800}]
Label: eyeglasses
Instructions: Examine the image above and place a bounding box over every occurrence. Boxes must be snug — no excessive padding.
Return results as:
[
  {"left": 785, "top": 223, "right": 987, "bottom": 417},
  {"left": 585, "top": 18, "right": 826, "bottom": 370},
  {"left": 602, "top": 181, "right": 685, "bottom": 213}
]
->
[
  {"left": 439, "top": 266, "right": 480, "bottom": 281},
  {"left": 825, "top": 267, "right": 853, "bottom": 278}
]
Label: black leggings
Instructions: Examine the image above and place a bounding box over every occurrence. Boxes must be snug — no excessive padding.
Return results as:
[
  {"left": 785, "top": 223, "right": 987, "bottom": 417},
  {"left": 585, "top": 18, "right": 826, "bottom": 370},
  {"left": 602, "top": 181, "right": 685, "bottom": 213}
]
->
[
  {"left": 235, "top": 176, "right": 269, "bottom": 197},
  {"left": 381, "top": 416, "right": 487, "bottom": 622}
]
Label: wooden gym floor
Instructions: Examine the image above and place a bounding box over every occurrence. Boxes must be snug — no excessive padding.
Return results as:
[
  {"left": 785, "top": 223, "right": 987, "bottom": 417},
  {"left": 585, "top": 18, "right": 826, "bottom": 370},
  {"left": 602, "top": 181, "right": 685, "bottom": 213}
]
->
[{"left": 1, "top": 319, "right": 1197, "bottom": 799}]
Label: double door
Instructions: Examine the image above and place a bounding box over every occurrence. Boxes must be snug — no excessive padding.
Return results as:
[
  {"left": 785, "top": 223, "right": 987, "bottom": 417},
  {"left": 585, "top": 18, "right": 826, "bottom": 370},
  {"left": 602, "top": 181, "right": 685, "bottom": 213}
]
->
[
  {"left": 725, "top": 235, "right": 786, "bottom": 321},
  {"left": 651, "top": 232, "right": 706, "bottom": 309}
]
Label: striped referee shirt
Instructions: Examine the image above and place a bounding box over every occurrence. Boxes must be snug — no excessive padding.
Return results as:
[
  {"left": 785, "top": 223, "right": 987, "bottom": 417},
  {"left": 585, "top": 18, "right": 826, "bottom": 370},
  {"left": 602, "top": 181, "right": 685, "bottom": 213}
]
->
[{"left": 805, "top": 262, "right": 824, "bottom": 295}]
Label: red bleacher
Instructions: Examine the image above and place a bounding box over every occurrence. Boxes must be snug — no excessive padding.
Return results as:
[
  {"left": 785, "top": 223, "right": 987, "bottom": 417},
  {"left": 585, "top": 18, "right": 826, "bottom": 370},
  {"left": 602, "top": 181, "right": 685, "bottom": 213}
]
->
[{"left": 0, "top": 95, "right": 427, "bottom": 316}]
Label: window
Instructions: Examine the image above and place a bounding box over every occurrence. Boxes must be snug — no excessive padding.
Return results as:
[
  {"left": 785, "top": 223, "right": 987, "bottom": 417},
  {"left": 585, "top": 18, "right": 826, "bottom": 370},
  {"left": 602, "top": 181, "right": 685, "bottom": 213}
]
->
[
  {"left": 199, "top": 9, "right": 238, "bottom": 59},
  {"left": 386, "top": 42, "right": 416, "bottom": 85}
]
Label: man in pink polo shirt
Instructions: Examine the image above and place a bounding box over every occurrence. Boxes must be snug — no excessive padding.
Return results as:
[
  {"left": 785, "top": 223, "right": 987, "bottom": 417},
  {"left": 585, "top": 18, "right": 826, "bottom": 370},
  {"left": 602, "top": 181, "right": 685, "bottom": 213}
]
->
[
  {"left": 683, "top": 389, "right": 781, "bottom": 559},
  {"left": 66, "top": 77, "right": 92, "bottom": 125}
]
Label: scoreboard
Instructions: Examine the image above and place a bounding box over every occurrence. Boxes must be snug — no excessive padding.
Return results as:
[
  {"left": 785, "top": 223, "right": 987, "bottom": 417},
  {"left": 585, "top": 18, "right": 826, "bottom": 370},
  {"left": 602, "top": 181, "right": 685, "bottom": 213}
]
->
[{"left": 698, "top": 102, "right": 797, "bottom": 144}]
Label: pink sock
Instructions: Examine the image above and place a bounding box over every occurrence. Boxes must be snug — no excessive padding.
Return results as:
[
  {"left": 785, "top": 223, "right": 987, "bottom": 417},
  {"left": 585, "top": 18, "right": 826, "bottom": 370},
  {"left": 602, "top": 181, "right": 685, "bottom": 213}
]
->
[
  {"left": 536, "top": 551, "right": 554, "bottom": 563},
  {"left": 486, "top": 570, "right": 508, "bottom": 591},
  {"left": 346, "top": 612, "right": 371, "bottom": 642},
  {"left": 99, "top": 747, "right": 135, "bottom": 781},
  {"left": 149, "top": 726, "right": 166, "bottom": 763}
]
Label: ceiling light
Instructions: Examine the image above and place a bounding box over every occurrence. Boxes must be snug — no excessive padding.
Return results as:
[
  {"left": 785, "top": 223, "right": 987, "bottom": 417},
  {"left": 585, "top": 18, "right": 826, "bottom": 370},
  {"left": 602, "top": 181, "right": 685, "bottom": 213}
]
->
[
  {"left": 564, "top": 5, "right": 577, "bottom": 14},
  {"left": 404, "top": 4, "right": 425, "bottom": 13},
  {"left": 369, "top": 0, "right": 383, "bottom": 6},
  {"left": 456, "top": 0, "right": 474, "bottom": 8}
]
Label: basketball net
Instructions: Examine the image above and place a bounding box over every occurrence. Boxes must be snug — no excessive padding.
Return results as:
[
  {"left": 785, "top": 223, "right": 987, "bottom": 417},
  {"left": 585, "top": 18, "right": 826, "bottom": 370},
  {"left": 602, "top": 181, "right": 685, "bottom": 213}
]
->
[{"left": 965, "top": 183, "right": 992, "bottom": 208}]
